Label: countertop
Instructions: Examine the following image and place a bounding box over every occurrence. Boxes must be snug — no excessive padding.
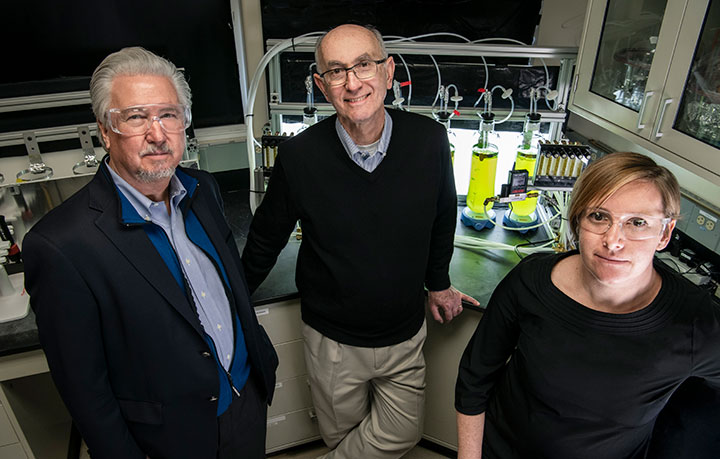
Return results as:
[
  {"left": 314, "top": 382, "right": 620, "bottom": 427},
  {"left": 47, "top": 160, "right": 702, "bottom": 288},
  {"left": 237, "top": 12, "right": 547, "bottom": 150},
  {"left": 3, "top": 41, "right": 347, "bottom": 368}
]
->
[{"left": 0, "top": 189, "right": 542, "bottom": 357}]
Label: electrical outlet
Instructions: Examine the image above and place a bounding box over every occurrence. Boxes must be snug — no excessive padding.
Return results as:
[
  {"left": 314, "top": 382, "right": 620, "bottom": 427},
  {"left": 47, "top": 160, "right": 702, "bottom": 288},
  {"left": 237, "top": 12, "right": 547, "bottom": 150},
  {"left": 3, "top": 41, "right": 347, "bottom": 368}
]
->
[{"left": 684, "top": 206, "right": 720, "bottom": 252}]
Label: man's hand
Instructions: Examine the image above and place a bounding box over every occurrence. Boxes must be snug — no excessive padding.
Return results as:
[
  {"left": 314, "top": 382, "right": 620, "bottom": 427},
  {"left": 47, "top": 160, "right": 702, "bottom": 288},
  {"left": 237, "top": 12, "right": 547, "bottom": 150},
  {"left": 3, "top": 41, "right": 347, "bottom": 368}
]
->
[{"left": 428, "top": 286, "right": 480, "bottom": 324}]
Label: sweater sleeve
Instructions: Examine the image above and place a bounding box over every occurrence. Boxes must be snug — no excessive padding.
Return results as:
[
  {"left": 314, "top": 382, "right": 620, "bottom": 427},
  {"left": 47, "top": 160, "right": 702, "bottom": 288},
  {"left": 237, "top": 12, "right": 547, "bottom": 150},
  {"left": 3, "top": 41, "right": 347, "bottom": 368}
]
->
[
  {"left": 424, "top": 129, "right": 457, "bottom": 291},
  {"left": 241, "top": 154, "right": 300, "bottom": 294},
  {"left": 455, "top": 267, "right": 522, "bottom": 415}
]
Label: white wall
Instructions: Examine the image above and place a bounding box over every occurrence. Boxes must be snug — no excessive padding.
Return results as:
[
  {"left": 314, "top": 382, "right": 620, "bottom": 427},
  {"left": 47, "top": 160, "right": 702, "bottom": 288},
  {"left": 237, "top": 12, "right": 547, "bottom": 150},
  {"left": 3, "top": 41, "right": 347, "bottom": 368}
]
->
[
  {"left": 238, "top": 0, "right": 269, "bottom": 139},
  {"left": 536, "top": 0, "right": 589, "bottom": 47}
]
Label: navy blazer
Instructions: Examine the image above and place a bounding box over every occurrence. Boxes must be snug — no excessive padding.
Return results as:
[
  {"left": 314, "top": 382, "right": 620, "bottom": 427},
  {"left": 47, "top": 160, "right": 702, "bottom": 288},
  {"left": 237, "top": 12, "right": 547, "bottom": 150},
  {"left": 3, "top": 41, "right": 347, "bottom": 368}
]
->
[{"left": 23, "top": 162, "right": 278, "bottom": 458}]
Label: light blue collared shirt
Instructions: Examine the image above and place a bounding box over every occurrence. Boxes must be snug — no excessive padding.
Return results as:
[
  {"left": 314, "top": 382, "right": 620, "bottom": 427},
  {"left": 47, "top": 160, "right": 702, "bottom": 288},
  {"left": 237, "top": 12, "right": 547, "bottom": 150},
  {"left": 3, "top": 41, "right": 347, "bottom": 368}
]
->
[
  {"left": 336, "top": 110, "right": 393, "bottom": 172},
  {"left": 107, "top": 164, "right": 235, "bottom": 370}
]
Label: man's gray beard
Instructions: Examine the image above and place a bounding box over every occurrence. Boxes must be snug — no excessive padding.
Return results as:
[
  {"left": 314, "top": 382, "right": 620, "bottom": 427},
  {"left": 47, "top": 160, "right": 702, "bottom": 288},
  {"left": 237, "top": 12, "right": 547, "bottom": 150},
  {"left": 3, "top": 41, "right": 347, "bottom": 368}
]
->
[
  {"left": 135, "top": 166, "right": 176, "bottom": 183},
  {"left": 135, "top": 144, "right": 179, "bottom": 183}
]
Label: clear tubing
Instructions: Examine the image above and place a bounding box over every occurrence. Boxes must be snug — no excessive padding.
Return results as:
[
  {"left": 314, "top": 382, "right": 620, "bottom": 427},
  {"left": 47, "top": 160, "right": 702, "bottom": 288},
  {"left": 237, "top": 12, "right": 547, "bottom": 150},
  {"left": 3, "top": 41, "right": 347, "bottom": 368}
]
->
[{"left": 246, "top": 32, "right": 325, "bottom": 212}]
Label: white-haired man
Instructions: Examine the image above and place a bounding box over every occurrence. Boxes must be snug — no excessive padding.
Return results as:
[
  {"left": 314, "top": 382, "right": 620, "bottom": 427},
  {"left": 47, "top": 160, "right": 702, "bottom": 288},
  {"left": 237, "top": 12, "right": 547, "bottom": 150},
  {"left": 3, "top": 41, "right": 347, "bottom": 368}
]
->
[{"left": 24, "top": 47, "right": 277, "bottom": 459}]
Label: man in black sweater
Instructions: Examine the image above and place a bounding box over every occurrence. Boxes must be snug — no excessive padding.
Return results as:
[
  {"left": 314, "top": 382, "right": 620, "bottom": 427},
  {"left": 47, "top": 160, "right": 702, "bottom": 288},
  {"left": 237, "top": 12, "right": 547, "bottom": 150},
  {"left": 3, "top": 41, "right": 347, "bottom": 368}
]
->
[{"left": 242, "top": 24, "right": 478, "bottom": 458}]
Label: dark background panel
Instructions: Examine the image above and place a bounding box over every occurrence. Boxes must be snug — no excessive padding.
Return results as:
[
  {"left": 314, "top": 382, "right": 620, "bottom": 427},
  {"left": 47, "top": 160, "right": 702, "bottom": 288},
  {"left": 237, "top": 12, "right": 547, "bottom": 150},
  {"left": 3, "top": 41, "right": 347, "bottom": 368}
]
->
[
  {"left": 2, "top": 0, "right": 544, "bottom": 141},
  {"left": 261, "top": 0, "right": 542, "bottom": 44},
  {"left": 262, "top": 0, "right": 546, "bottom": 116},
  {"left": 2, "top": 0, "right": 244, "bottom": 129}
]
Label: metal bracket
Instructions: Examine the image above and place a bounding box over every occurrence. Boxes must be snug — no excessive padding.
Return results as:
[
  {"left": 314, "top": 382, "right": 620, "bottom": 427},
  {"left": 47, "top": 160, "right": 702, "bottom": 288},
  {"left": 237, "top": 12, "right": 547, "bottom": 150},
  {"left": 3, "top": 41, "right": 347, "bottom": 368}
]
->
[
  {"left": 73, "top": 126, "right": 100, "bottom": 175},
  {"left": 184, "top": 135, "right": 199, "bottom": 161},
  {"left": 17, "top": 132, "right": 53, "bottom": 182}
]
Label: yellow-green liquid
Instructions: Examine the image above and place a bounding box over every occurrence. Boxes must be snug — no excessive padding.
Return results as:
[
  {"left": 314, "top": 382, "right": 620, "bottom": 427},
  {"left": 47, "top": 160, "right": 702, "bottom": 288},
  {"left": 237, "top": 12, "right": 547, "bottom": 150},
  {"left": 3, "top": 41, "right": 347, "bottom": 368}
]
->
[
  {"left": 466, "top": 149, "right": 498, "bottom": 215},
  {"left": 511, "top": 150, "right": 538, "bottom": 217}
]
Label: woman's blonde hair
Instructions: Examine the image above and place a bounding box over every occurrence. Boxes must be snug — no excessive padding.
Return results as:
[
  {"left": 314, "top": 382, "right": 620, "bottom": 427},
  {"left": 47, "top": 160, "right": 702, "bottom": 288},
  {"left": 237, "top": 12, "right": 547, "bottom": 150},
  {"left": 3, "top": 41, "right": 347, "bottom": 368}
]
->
[{"left": 568, "top": 152, "right": 681, "bottom": 240}]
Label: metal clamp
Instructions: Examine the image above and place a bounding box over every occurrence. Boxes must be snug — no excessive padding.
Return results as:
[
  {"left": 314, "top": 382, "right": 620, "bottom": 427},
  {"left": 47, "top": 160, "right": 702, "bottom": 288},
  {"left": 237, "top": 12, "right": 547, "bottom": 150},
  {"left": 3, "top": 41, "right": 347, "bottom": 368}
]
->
[
  {"left": 72, "top": 126, "right": 100, "bottom": 175},
  {"left": 183, "top": 135, "right": 199, "bottom": 162},
  {"left": 654, "top": 98, "right": 674, "bottom": 138},
  {"left": 636, "top": 91, "right": 654, "bottom": 130},
  {"left": 16, "top": 132, "right": 53, "bottom": 182}
]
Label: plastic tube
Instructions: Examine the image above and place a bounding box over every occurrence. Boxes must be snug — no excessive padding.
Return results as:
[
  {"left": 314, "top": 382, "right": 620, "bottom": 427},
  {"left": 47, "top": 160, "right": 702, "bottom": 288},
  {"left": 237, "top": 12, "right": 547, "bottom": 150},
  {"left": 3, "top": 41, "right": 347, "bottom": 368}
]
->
[{"left": 246, "top": 33, "right": 325, "bottom": 212}]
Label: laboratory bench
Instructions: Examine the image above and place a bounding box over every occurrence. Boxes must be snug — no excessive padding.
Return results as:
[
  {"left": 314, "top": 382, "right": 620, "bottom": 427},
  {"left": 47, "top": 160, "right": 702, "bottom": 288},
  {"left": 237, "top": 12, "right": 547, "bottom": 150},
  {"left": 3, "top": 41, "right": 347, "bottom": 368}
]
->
[{"left": 0, "top": 192, "right": 541, "bottom": 458}]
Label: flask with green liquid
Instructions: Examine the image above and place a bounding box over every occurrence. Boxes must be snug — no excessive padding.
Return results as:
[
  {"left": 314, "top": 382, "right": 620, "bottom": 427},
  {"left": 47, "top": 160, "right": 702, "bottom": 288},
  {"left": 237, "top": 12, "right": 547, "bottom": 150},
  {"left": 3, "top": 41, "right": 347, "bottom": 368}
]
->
[
  {"left": 461, "top": 112, "right": 499, "bottom": 230},
  {"left": 503, "top": 112, "right": 542, "bottom": 231}
]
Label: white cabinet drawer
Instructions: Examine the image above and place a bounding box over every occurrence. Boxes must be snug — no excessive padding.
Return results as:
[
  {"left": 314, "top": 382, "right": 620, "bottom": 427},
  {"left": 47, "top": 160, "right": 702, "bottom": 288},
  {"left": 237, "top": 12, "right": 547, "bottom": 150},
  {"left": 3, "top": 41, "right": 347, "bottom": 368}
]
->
[
  {"left": 275, "top": 340, "right": 307, "bottom": 381},
  {"left": 0, "top": 406, "right": 17, "bottom": 447},
  {"left": 268, "top": 375, "right": 312, "bottom": 417},
  {"left": 0, "top": 443, "right": 26, "bottom": 459},
  {"left": 255, "top": 299, "right": 302, "bottom": 344},
  {"left": 266, "top": 408, "right": 320, "bottom": 453}
]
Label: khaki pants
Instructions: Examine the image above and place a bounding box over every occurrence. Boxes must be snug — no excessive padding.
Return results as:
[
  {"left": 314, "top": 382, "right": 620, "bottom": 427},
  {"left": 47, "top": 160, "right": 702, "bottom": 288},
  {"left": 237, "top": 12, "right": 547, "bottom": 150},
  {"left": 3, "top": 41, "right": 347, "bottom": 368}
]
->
[{"left": 303, "top": 321, "right": 427, "bottom": 459}]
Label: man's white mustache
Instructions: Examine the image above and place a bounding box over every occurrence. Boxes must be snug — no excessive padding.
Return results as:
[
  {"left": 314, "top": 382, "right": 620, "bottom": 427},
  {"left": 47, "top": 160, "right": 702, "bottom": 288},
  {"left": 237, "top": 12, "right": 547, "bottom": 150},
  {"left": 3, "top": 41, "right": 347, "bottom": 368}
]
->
[{"left": 139, "top": 146, "right": 173, "bottom": 157}]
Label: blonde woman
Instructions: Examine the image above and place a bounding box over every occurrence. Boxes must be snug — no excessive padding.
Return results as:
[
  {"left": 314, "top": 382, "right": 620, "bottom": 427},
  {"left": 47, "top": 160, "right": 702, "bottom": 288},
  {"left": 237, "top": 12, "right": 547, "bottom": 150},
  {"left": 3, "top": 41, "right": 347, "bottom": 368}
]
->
[{"left": 455, "top": 152, "right": 720, "bottom": 458}]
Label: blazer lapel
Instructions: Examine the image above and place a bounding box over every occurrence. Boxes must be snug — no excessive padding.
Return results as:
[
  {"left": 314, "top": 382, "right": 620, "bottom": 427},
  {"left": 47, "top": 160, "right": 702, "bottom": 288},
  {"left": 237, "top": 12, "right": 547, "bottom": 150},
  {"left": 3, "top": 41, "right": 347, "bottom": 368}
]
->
[
  {"left": 89, "top": 173, "right": 206, "bottom": 337},
  {"left": 189, "top": 196, "right": 243, "bottom": 294}
]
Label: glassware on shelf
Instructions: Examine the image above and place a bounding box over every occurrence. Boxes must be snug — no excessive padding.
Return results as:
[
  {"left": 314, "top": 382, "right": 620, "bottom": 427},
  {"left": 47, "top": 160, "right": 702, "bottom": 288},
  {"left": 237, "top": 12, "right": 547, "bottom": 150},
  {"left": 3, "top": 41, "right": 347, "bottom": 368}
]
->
[
  {"left": 589, "top": 0, "right": 667, "bottom": 112},
  {"left": 674, "top": 0, "right": 720, "bottom": 148},
  {"left": 611, "top": 48, "right": 653, "bottom": 111}
]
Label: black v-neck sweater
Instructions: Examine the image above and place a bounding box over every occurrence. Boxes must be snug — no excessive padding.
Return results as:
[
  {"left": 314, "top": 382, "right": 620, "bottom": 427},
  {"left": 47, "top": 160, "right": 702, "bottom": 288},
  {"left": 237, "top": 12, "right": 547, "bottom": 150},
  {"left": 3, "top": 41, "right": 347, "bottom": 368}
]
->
[{"left": 242, "top": 109, "right": 457, "bottom": 346}]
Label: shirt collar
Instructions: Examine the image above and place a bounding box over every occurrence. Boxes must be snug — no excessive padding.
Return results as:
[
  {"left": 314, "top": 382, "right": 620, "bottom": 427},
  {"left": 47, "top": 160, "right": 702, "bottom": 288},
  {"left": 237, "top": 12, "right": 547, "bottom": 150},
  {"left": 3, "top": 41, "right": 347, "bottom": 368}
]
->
[
  {"left": 335, "top": 109, "right": 393, "bottom": 158},
  {"left": 106, "top": 157, "right": 187, "bottom": 222}
]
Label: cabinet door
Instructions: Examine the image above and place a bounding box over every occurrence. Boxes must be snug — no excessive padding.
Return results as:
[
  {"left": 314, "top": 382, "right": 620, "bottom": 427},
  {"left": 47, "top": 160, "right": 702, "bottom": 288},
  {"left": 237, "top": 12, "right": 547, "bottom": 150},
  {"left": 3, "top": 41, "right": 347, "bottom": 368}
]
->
[
  {"left": 573, "top": 0, "right": 688, "bottom": 135},
  {"left": 653, "top": 0, "right": 719, "bottom": 178}
]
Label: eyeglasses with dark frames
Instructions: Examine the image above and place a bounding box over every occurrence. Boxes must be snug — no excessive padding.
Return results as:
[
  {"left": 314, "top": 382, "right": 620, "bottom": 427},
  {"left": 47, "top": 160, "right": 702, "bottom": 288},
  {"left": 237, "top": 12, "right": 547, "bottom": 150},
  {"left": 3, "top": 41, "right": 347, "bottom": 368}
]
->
[{"left": 318, "top": 58, "right": 388, "bottom": 86}]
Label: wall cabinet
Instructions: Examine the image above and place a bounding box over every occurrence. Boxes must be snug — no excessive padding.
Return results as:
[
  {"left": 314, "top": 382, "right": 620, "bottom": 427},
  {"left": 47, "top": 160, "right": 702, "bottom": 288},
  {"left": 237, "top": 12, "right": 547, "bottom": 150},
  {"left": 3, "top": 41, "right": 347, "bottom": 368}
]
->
[{"left": 571, "top": 0, "right": 720, "bottom": 184}]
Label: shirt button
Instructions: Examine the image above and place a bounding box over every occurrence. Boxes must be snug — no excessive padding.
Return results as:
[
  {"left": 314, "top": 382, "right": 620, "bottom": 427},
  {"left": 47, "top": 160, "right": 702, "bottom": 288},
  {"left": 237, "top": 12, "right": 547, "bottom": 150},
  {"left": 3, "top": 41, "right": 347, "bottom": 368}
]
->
[
  {"left": 144, "top": 215, "right": 151, "bottom": 222},
  {"left": 209, "top": 395, "right": 218, "bottom": 402},
  {"left": 201, "top": 291, "right": 206, "bottom": 298},
  {"left": 226, "top": 354, "right": 231, "bottom": 361},
  {"left": 185, "top": 258, "right": 191, "bottom": 264},
  {"left": 217, "top": 324, "right": 222, "bottom": 331}
]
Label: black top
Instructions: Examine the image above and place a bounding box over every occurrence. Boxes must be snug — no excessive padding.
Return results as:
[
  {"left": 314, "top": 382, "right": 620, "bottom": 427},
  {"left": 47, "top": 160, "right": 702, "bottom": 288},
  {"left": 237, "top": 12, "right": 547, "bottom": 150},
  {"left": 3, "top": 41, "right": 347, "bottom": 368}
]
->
[
  {"left": 242, "top": 109, "right": 457, "bottom": 347},
  {"left": 456, "top": 251, "right": 720, "bottom": 459}
]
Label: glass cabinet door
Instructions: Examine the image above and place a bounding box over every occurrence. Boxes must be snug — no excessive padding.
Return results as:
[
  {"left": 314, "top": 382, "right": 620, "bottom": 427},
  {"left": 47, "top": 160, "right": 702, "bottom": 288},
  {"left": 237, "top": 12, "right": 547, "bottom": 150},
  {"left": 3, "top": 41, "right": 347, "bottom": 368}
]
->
[
  {"left": 673, "top": 0, "right": 720, "bottom": 147},
  {"left": 572, "top": 0, "right": 687, "bottom": 134},
  {"left": 589, "top": 0, "right": 667, "bottom": 111},
  {"left": 654, "top": 0, "right": 719, "bottom": 181}
]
